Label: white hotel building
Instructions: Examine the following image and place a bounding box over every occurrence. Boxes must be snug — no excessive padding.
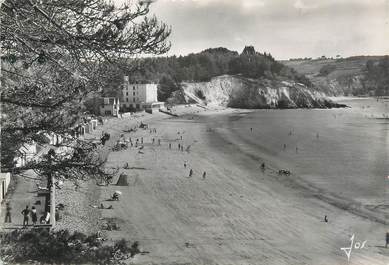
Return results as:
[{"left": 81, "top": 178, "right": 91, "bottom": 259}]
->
[{"left": 122, "top": 76, "right": 164, "bottom": 112}]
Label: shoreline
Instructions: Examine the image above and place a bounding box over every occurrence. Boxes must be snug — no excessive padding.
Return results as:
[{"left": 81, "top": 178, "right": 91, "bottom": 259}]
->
[{"left": 53, "top": 104, "right": 387, "bottom": 264}]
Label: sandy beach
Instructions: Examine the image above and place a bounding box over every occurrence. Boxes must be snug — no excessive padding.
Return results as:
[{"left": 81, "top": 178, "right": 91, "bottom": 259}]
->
[{"left": 57, "top": 103, "right": 388, "bottom": 265}]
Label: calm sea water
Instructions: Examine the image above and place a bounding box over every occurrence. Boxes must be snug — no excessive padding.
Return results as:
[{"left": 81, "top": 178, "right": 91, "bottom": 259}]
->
[{"left": 220, "top": 98, "right": 389, "bottom": 207}]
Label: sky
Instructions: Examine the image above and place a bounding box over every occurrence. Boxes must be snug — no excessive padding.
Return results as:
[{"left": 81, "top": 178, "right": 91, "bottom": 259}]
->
[{"left": 141, "top": 0, "right": 389, "bottom": 59}]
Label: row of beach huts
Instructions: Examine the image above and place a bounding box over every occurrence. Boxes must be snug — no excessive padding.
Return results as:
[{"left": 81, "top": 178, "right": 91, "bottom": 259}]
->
[{"left": 0, "top": 116, "right": 102, "bottom": 215}]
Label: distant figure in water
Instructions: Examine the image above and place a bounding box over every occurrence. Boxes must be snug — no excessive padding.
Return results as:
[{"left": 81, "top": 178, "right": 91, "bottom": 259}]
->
[
  {"left": 202, "top": 171, "right": 206, "bottom": 180},
  {"left": 386, "top": 232, "right": 389, "bottom": 248},
  {"left": 189, "top": 169, "right": 193, "bottom": 177},
  {"left": 324, "top": 215, "right": 328, "bottom": 223},
  {"left": 261, "top": 162, "right": 265, "bottom": 171},
  {"left": 283, "top": 144, "right": 286, "bottom": 150}
]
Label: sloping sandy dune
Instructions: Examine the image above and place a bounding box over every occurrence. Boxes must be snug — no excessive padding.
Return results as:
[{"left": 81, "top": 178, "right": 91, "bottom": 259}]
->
[{"left": 101, "top": 111, "right": 388, "bottom": 265}]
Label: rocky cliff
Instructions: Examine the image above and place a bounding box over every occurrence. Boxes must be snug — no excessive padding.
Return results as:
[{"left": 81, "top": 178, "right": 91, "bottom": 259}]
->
[{"left": 171, "top": 75, "right": 344, "bottom": 109}]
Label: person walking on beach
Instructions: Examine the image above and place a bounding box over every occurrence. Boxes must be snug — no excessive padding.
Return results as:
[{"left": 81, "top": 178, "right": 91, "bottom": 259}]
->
[
  {"left": 295, "top": 146, "right": 298, "bottom": 153},
  {"left": 31, "top": 206, "right": 38, "bottom": 226},
  {"left": 250, "top": 127, "right": 253, "bottom": 132},
  {"left": 152, "top": 138, "right": 155, "bottom": 144},
  {"left": 141, "top": 137, "right": 143, "bottom": 144},
  {"left": 169, "top": 143, "right": 172, "bottom": 149},
  {"left": 202, "top": 171, "right": 206, "bottom": 180},
  {"left": 261, "top": 162, "right": 265, "bottom": 171},
  {"left": 158, "top": 139, "right": 161, "bottom": 145},
  {"left": 324, "top": 215, "right": 328, "bottom": 223},
  {"left": 283, "top": 143, "right": 286, "bottom": 150},
  {"left": 178, "top": 143, "right": 181, "bottom": 150},
  {"left": 184, "top": 161, "right": 187, "bottom": 168},
  {"left": 189, "top": 169, "right": 193, "bottom": 177},
  {"left": 4, "top": 202, "right": 12, "bottom": 223},
  {"left": 21, "top": 206, "right": 30, "bottom": 227},
  {"left": 181, "top": 145, "right": 184, "bottom": 152}
]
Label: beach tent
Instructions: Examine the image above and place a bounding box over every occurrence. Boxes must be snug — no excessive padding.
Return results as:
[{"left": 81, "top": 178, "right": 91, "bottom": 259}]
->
[{"left": 116, "top": 173, "right": 129, "bottom": 186}]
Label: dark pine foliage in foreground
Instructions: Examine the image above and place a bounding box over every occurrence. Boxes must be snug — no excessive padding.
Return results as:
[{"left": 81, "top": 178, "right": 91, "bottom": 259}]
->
[{"left": 0, "top": 229, "right": 140, "bottom": 265}]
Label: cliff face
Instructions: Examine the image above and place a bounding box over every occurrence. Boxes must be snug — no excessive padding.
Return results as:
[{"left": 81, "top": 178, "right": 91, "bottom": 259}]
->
[{"left": 176, "top": 75, "right": 343, "bottom": 109}]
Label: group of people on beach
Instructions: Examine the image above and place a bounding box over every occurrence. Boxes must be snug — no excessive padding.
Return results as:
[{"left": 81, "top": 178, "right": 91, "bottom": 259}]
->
[
  {"left": 4, "top": 203, "right": 50, "bottom": 227},
  {"left": 186, "top": 166, "right": 206, "bottom": 180}
]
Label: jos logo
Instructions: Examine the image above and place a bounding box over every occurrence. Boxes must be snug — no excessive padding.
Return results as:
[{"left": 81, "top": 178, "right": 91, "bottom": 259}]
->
[{"left": 340, "top": 234, "right": 367, "bottom": 262}]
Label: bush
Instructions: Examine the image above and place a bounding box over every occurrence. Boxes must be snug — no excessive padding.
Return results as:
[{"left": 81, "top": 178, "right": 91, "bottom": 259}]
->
[{"left": 0, "top": 229, "right": 138, "bottom": 265}]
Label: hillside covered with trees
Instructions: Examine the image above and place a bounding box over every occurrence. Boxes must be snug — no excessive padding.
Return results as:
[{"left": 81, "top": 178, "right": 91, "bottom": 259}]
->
[{"left": 103, "top": 46, "right": 314, "bottom": 101}]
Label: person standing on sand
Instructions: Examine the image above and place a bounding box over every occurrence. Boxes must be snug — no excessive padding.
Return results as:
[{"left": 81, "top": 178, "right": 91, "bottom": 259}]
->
[
  {"left": 261, "top": 162, "right": 265, "bottom": 171},
  {"left": 202, "top": 171, "right": 206, "bottom": 180},
  {"left": 283, "top": 143, "right": 286, "bottom": 150},
  {"left": 178, "top": 143, "right": 181, "bottom": 150},
  {"left": 21, "top": 206, "right": 29, "bottom": 227},
  {"left": 184, "top": 161, "right": 187, "bottom": 168},
  {"left": 296, "top": 146, "right": 298, "bottom": 153},
  {"left": 158, "top": 139, "right": 161, "bottom": 145},
  {"left": 4, "top": 202, "right": 12, "bottom": 223},
  {"left": 152, "top": 138, "right": 155, "bottom": 144},
  {"left": 31, "top": 206, "right": 38, "bottom": 226},
  {"left": 169, "top": 143, "right": 172, "bottom": 149},
  {"left": 189, "top": 169, "right": 193, "bottom": 177},
  {"left": 250, "top": 128, "right": 253, "bottom": 132}
]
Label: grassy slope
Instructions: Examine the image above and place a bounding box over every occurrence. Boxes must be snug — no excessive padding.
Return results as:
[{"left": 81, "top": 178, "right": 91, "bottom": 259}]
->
[{"left": 281, "top": 56, "right": 385, "bottom": 95}]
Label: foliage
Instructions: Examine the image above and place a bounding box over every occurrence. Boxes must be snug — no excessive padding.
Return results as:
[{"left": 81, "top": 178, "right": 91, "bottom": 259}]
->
[
  {"left": 102, "top": 46, "right": 313, "bottom": 100},
  {"left": 0, "top": 229, "right": 139, "bottom": 264},
  {"left": 1, "top": 0, "right": 170, "bottom": 181},
  {"left": 318, "top": 64, "right": 337, "bottom": 76},
  {"left": 363, "top": 56, "right": 389, "bottom": 96}
]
